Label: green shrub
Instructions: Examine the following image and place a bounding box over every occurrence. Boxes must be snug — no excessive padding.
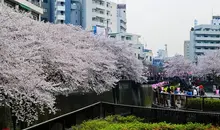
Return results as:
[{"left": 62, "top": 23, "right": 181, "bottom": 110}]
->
[
  {"left": 186, "top": 98, "right": 220, "bottom": 111},
  {"left": 72, "top": 115, "right": 219, "bottom": 130}
]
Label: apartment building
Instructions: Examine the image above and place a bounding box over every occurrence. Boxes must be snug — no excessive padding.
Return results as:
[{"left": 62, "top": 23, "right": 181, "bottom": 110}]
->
[
  {"left": 2, "top": 0, "right": 43, "bottom": 20},
  {"left": 117, "top": 4, "right": 126, "bottom": 33},
  {"left": 81, "top": 0, "right": 117, "bottom": 33},
  {"left": 188, "top": 16, "right": 220, "bottom": 62}
]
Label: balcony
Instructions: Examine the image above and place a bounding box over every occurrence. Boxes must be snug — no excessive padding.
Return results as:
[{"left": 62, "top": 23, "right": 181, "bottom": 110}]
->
[
  {"left": 195, "top": 49, "right": 205, "bottom": 53},
  {"left": 57, "top": 0, "right": 65, "bottom": 2},
  {"left": 56, "top": 14, "right": 65, "bottom": 20},
  {"left": 195, "top": 43, "right": 220, "bottom": 47},
  {"left": 195, "top": 31, "right": 220, "bottom": 35},
  {"left": 120, "top": 23, "right": 126, "bottom": 30},
  {"left": 92, "top": 0, "right": 105, "bottom": 10},
  {"left": 120, "top": 19, "right": 127, "bottom": 24},
  {"left": 195, "top": 37, "right": 220, "bottom": 41},
  {"left": 14, "top": 0, "right": 43, "bottom": 14},
  {"left": 195, "top": 49, "right": 216, "bottom": 54},
  {"left": 26, "top": 0, "right": 41, "bottom": 7},
  {"left": 93, "top": 21, "right": 105, "bottom": 28},
  {"left": 57, "top": 5, "right": 65, "bottom": 11},
  {"left": 95, "top": 12, "right": 105, "bottom": 18}
]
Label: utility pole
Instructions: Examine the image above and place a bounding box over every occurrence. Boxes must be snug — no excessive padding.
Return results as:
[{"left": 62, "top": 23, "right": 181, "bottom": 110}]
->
[
  {"left": 165, "top": 44, "right": 168, "bottom": 57},
  {"left": 106, "top": 19, "right": 109, "bottom": 37}
]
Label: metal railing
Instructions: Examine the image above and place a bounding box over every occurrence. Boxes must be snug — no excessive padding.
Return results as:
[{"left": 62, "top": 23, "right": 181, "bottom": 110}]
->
[
  {"left": 23, "top": 101, "right": 220, "bottom": 130},
  {"left": 26, "top": 0, "right": 41, "bottom": 7},
  {"left": 152, "top": 91, "right": 220, "bottom": 111}
]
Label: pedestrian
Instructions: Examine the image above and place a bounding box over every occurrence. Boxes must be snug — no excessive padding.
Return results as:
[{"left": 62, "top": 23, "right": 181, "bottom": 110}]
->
[
  {"left": 213, "top": 84, "right": 217, "bottom": 95},
  {"left": 193, "top": 87, "right": 197, "bottom": 97},
  {"left": 167, "top": 86, "right": 171, "bottom": 93},
  {"left": 196, "top": 85, "right": 199, "bottom": 96},
  {"left": 200, "top": 88, "right": 206, "bottom": 96}
]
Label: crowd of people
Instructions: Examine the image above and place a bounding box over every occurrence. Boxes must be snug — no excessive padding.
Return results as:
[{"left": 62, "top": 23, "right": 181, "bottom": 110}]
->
[{"left": 153, "top": 82, "right": 207, "bottom": 108}]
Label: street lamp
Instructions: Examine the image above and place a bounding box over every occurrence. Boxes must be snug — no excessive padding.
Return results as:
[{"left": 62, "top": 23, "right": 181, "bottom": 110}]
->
[{"left": 104, "top": 19, "right": 110, "bottom": 37}]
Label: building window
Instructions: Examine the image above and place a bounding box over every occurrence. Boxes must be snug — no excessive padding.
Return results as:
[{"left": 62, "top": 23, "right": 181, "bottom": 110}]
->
[
  {"left": 76, "top": 20, "right": 77, "bottom": 23},
  {"left": 61, "top": 20, "right": 64, "bottom": 24},
  {"left": 43, "top": 0, "right": 48, "bottom": 3},
  {"left": 126, "top": 37, "right": 131, "bottom": 40},
  {"left": 76, "top": 12, "right": 77, "bottom": 14},
  {"left": 92, "top": 17, "right": 96, "bottom": 21},
  {"left": 61, "top": 2, "right": 64, "bottom": 6},
  {"left": 41, "top": 17, "right": 48, "bottom": 22},
  {"left": 61, "top": 11, "right": 64, "bottom": 15},
  {"left": 43, "top": 8, "right": 47, "bottom": 13}
]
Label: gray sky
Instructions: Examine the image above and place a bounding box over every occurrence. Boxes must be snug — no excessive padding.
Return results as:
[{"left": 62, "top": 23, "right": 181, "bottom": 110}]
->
[{"left": 125, "top": 0, "right": 220, "bottom": 56}]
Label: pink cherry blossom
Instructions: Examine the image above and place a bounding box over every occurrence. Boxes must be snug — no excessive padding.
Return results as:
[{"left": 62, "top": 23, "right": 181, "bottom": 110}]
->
[
  {"left": 163, "top": 55, "right": 194, "bottom": 78},
  {"left": 0, "top": 5, "right": 146, "bottom": 123}
]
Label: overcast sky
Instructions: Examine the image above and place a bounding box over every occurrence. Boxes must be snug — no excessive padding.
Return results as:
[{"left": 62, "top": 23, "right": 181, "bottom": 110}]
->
[{"left": 123, "top": 0, "right": 220, "bottom": 57}]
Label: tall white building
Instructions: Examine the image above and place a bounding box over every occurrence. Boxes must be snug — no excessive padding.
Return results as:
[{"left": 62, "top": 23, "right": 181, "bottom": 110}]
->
[
  {"left": 42, "top": 0, "right": 126, "bottom": 35},
  {"left": 188, "top": 16, "right": 220, "bottom": 62},
  {"left": 109, "top": 32, "right": 153, "bottom": 64},
  {"left": 81, "top": 0, "right": 118, "bottom": 33},
  {"left": 117, "top": 4, "right": 126, "bottom": 33},
  {"left": 54, "top": 0, "right": 66, "bottom": 24},
  {"left": 2, "top": 0, "right": 43, "bottom": 20}
]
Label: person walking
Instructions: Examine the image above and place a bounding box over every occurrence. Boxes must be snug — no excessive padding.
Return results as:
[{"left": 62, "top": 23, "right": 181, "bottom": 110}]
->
[
  {"left": 193, "top": 87, "right": 197, "bottom": 97},
  {"left": 213, "top": 84, "right": 217, "bottom": 95}
]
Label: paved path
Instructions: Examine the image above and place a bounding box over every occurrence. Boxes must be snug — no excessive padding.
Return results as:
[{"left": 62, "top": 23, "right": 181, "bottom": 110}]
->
[{"left": 205, "top": 92, "right": 220, "bottom": 97}]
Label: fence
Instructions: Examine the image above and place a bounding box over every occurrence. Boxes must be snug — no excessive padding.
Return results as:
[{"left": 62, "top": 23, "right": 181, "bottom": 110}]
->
[
  {"left": 23, "top": 101, "right": 220, "bottom": 130},
  {"left": 152, "top": 91, "right": 220, "bottom": 111}
]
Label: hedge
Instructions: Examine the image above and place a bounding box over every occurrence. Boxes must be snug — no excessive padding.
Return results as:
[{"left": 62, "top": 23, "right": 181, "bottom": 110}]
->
[
  {"left": 72, "top": 115, "right": 219, "bottom": 130},
  {"left": 186, "top": 98, "right": 220, "bottom": 111}
]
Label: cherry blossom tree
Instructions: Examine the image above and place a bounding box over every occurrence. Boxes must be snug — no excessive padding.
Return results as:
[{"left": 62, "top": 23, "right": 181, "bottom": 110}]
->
[
  {"left": 196, "top": 50, "right": 220, "bottom": 79},
  {"left": 0, "top": 5, "right": 146, "bottom": 123},
  {"left": 163, "top": 55, "right": 194, "bottom": 78}
]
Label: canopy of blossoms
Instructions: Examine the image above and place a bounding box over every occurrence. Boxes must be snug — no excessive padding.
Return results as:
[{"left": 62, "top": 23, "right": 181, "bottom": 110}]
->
[
  {"left": 196, "top": 50, "right": 220, "bottom": 77},
  {"left": 0, "top": 5, "right": 146, "bottom": 123},
  {"left": 163, "top": 55, "right": 194, "bottom": 78}
]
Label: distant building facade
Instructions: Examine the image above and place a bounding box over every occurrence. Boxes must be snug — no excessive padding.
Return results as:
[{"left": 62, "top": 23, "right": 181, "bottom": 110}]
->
[
  {"left": 109, "top": 32, "right": 153, "bottom": 63},
  {"left": 109, "top": 32, "right": 140, "bottom": 44},
  {"left": 153, "top": 45, "right": 168, "bottom": 67},
  {"left": 2, "top": 0, "right": 43, "bottom": 20},
  {"left": 41, "top": 0, "right": 123, "bottom": 34},
  {"left": 116, "top": 4, "right": 126, "bottom": 33},
  {"left": 187, "top": 16, "right": 220, "bottom": 62},
  {"left": 184, "top": 40, "right": 190, "bottom": 60}
]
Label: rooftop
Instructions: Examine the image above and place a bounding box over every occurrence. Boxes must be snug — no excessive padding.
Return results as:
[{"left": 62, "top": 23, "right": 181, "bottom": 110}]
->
[{"left": 108, "top": 32, "right": 141, "bottom": 37}]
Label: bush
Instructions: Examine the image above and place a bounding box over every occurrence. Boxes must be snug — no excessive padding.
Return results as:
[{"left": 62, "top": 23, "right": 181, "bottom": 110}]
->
[
  {"left": 72, "top": 115, "right": 219, "bottom": 130},
  {"left": 186, "top": 98, "right": 220, "bottom": 111}
]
